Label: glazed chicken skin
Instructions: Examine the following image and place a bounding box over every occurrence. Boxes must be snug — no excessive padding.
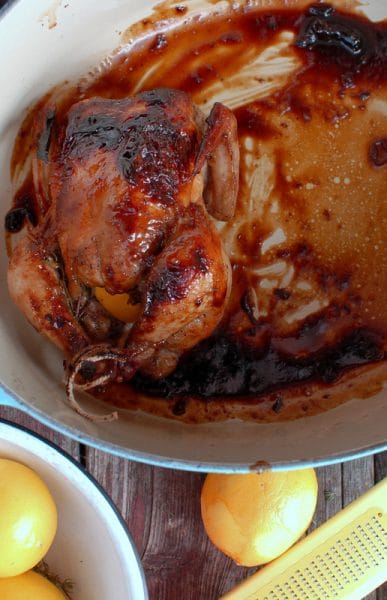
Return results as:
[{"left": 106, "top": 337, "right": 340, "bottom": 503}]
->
[{"left": 7, "top": 88, "right": 239, "bottom": 412}]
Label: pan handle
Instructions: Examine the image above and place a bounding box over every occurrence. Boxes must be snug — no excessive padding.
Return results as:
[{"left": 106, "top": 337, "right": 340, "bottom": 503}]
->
[{"left": 0, "top": 387, "right": 21, "bottom": 409}]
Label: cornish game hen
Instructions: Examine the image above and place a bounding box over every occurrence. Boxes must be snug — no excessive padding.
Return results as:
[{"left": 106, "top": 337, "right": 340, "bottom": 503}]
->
[{"left": 7, "top": 88, "right": 239, "bottom": 418}]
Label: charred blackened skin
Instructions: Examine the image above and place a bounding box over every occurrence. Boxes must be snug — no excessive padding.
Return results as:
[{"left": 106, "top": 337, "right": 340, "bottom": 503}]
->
[
  {"left": 194, "top": 247, "right": 210, "bottom": 273},
  {"left": 64, "top": 114, "right": 123, "bottom": 157},
  {"left": 132, "top": 328, "right": 385, "bottom": 398},
  {"left": 37, "top": 110, "right": 56, "bottom": 162},
  {"left": 296, "top": 4, "right": 384, "bottom": 64},
  {"left": 63, "top": 89, "right": 198, "bottom": 204},
  {"left": 120, "top": 101, "right": 197, "bottom": 202},
  {"left": 369, "top": 139, "right": 387, "bottom": 167},
  {"left": 145, "top": 263, "right": 193, "bottom": 308},
  {"left": 5, "top": 201, "right": 37, "bottom": 233},
  {"left": 144, "top": 247, "right": 209, "bottom": 316},
  {"left": 5, "top": 208, "right": 27, "bottom": 233}
]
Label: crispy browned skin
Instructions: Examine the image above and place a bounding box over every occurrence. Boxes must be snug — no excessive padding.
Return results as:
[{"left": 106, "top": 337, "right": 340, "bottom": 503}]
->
[{"left": 8, "top": 88, "right": 239, "bottom": 381}]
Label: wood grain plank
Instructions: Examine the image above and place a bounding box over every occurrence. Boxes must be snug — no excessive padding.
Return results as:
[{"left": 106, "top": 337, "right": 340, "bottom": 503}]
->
[
  {"left": 85, "top": 448, "right": 153, "bottom": 556},
  {"left": 308, "top": 463, "right": 342, "bottom": 533},
  {"left": 374, "top": 451, "right": 387, "bottom": 483},
  {"left": 342, "top": 456, "right": 375, "bottom": 506},
  {"left": 139, "top": 468, "right": 257, "bottom": 600},
  {"left": 83, "top": 455, "right": 257, "bottom": 600},
  {"left": 0, "top": 407, "right": 80, "bottom": 459}
]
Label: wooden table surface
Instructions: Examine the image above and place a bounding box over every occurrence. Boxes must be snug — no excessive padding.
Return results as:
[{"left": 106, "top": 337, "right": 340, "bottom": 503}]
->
[{"left": 0, "top": 405, "right": 385, "bottom": 600}]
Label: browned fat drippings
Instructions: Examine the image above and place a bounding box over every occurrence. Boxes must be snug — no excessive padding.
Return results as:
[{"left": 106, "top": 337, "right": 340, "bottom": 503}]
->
[{"left": 7, "top": 2, "right": 387, "bottom": 422}]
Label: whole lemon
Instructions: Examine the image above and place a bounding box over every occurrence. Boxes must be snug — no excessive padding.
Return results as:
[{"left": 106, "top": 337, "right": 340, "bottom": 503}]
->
[
  {"left": 0, "top": 570, "right": 66, "bottom": 599},
  {"left": 201, "top": 469, "right": 318, "bottom": 566},
  {"left": 0, "top": 458, "right": 58, "bottom": 577}
]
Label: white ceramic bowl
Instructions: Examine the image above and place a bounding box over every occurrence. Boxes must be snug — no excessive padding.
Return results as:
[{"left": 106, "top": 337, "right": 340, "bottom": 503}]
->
[
  {"left": 0, "top": 0, "right": 386, "bottom": 471},
  {"left": 0, "top": 419, "right": 148, "bottom": 600}
]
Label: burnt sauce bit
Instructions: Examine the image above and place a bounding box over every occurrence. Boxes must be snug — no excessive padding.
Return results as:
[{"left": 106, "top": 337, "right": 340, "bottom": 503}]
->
[
  {"left": 133, "top": 329, "right": 384, "bottom": 398},
  {"left": 37, "top": 109, "right": 56, "bottom": 163},
  {"left": 9, "top": 3, "right": 387, "bottom": 417},
  {"left": 369, "top": 138, "right": 387, "bottom": 167},
  {"left": 296, "top": 4, "right": 383, "bottom": 63}
]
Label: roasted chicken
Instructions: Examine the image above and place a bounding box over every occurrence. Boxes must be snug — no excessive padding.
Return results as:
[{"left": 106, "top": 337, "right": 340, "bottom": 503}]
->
[{"left": 7, "top": 88, "right": 239, "bottom": 418}]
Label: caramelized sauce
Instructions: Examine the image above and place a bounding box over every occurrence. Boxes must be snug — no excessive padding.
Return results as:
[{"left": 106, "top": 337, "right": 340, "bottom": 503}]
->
[{"left": 7, "top": 2, "right": 387, "bottom": 421}]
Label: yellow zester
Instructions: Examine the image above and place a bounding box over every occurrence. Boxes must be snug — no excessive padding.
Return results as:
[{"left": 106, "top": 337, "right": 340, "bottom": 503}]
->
[{"left": 221, "top": 477, "right": 387, "bottom": 600}]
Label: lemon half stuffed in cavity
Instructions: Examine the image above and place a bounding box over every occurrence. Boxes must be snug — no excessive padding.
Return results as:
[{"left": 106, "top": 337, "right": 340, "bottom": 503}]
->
[{"left": 94, "top": 287, "right": 141, "bottom": 322}]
